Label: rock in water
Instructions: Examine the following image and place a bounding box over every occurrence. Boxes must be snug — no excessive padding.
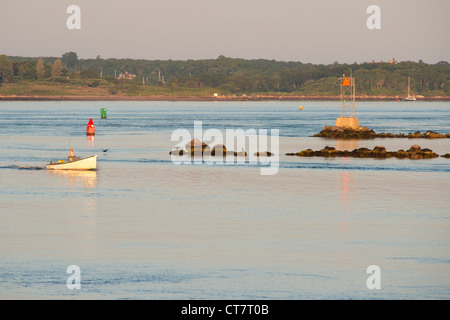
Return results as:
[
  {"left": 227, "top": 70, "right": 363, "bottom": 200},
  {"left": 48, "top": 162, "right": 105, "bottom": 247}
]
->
[
  {"left": 211, "top": 144, "right": 227, "bottom": 156},
  {"left": 409, "top": 144, "right": 421, "bottom": 152},
  {"left": 372, "top": 146, "right": 387, "bottom": 158},
  {"left": 313, "top": 126, "right": 450, "bottom": 140},
  {"left": 185, "top": 138, "right": 209, "bottom": 155},
  {"left": 286, "top": 145, "right": 440, "bottom": 160},
  {"left": 169, "top": 149, "right": 185, "bottom": 156},
  {"left": 254, "top": 151, "right": 274, "bottom": 157}
]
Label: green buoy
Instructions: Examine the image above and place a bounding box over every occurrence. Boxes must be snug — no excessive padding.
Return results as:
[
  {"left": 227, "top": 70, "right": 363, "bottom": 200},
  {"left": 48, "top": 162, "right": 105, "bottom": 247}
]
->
[{"left": 100, "top": 108, "right": 107, "bottom": 119}]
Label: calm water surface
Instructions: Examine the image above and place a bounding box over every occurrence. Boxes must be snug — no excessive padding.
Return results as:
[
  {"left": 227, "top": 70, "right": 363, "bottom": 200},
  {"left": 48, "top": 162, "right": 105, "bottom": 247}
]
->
[{"left": 0, "top": 101, "right": 449, "bottom": 299}]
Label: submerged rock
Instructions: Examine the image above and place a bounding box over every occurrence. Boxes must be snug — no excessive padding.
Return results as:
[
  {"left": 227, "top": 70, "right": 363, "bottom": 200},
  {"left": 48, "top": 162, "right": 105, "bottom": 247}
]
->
[
  {"left": 235, "top": 150, "right": 247, "bottom": 157},
  {"left": 169, "top": 149, "right": 186, "bottom": 155},
  {"left": 210, "top": 145, "right": 248, "bottom": 157},
  {"left": 254, "top": 151, "right": 275, "bottom": 157}
]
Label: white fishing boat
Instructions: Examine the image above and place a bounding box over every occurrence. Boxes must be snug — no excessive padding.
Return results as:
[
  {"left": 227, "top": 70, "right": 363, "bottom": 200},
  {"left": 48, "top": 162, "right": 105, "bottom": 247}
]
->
[
  {"left": 46, "top": 155, "right": 97, "bottom": 170},
  {"left": 405, "top": 76, "right": 416, "bottom": 101}
]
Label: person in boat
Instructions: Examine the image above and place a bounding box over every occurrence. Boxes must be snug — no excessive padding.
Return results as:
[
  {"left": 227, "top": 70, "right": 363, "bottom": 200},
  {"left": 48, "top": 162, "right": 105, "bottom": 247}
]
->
[{"left": 68, "top": 148, "right": 80, "bottom": 162}]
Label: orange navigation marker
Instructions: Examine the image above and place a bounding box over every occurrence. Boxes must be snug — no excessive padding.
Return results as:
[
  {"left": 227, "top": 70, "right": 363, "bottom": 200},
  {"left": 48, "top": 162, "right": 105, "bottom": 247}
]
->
[
  {"left": 341, "top": 77, "right": 351, "bottom": 86},
  {"left": 86, "top": 118, "right": 95, "bottom": 136}
]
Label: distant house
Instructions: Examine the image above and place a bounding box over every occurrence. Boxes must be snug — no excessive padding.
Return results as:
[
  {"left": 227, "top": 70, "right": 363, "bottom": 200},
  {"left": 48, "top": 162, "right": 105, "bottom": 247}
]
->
[
  {"left": 117, "top": 71, "right": 136, "bottom": 80},
  {"left": 364, "top": 58, "right": 398, "bottom": 64},
  {"left": 388, "top": 58, "right": 398, "bottom": 64}
]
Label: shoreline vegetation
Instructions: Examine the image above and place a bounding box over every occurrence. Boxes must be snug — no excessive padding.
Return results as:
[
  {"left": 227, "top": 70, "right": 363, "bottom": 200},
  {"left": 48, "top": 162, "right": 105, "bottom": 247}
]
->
[
  {"left": 3, "top": 96, "right": 450, "bottom": 101},
  {"left": 2, "top": 94, "right": 450, "bottom": 102},
  {"left": 1, "top": 53, "right": 450, "bottom": 101}
]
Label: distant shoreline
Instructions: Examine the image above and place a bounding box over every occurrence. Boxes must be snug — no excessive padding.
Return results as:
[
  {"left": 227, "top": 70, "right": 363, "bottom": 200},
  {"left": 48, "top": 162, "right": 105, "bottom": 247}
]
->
[{"left": 1, "top": 94, "right": 450, "bottom": 102}]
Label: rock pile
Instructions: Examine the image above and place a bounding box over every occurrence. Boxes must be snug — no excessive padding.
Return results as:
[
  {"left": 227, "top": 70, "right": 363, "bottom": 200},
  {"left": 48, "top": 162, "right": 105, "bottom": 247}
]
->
[
  {"left": 170, "top": 139, "right": 272, "bottom": 157},
  {"left": 313, "top": 126, "right": 377, "bottom": 139},
  {"left": 313, "top": 126, "right": 450, "bottom": 139},
  {"left": 286, "top": 144, "right": 445, "bottom": 159}
]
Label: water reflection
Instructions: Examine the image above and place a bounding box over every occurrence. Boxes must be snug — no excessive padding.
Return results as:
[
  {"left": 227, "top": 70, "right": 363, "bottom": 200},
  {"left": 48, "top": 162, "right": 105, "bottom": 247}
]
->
[
  {"left": 335, "top": 139, "right": 359, "bottom": 151},
  {"left": 338, "top": 169, "right": 353, "bottom": 267},
  {"left": 87, "top": 136, "right": 95, "bottom": 148},
  {"left": 48, "top": 169, "right": 98, "bottom": 188},
  {"left": 340, "top": 170, "right": 352, "bottom": 233},
  {"left": 340, "top": 170, "right": 352, "bottom": 207}
]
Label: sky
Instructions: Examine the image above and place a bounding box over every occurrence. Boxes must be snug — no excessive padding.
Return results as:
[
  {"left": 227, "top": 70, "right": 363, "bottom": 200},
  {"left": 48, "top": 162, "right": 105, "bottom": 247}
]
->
[{"left": 0, "top": 0, "right": 449, "bottom": 64}]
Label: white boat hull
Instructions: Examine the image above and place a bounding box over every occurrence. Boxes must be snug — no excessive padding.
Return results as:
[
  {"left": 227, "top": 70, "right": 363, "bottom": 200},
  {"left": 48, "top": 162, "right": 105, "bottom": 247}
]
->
[{"left": 46, "top": 155, "right": 97, "bottom": 170}]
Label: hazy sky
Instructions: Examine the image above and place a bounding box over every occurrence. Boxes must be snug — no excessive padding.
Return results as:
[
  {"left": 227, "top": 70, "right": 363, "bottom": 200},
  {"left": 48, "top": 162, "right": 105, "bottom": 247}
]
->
[{"left": 1, "top": 0, "right": 449, "bottom": 64}]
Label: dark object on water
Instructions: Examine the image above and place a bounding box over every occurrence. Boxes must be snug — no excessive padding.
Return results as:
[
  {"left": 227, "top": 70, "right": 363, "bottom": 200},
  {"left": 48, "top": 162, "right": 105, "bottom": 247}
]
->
[
  {"left": 254, "top": 151, "right": 274, "bottom": 157},
  {"left": 169, "top": 149, "right": 185, "bottom": 155},
  {"left": 103, "top": 149, "right": 108, "bottom": 152}
]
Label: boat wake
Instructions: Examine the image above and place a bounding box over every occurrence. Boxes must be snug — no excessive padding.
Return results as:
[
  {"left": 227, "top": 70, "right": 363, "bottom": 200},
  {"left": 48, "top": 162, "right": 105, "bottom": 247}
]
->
[{"left": 0, "top": 165, "right": 45, "bottom": 170}]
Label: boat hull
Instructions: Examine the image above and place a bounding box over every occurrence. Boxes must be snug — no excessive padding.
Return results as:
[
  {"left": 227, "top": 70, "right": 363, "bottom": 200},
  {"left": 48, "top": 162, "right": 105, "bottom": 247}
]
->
[{"left": 46, "top": 155, "right": 97, "bottom": 170}]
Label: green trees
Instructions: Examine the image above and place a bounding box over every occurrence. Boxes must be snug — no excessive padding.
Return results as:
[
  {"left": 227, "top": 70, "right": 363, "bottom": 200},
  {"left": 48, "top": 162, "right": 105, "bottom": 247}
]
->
[
  {"left": 23, "top": 60, "right": 37, "bottom": 80},
  {"left": 51, "top": 59, "right": 63, "bottom": 78},
  {"left": 36, "top": 57, "right": 45, "bottom": 79},
  {"left": 0, "top": 55, "right": 13, "bottom": 84},
  {"left": 1, "top": 54, "right": 450, "bottom": 96},
  {"left": 62, "top": 51, "right": 78, "bottom": 70},
  {"left": 96, "top": 55, "right": 104, "bottom": 77}
]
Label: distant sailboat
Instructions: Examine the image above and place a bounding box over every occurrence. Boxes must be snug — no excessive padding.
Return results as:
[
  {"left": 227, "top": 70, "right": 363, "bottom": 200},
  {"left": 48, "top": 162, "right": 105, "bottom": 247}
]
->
[{"left": 405, "top": 76, "right": 416, "bottom": 101}]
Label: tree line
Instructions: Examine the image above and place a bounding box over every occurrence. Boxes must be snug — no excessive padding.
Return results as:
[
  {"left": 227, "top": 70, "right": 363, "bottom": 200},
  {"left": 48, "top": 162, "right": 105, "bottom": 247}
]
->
[{"left": 1, "top": 52, "right": 450, "bottom": 96}]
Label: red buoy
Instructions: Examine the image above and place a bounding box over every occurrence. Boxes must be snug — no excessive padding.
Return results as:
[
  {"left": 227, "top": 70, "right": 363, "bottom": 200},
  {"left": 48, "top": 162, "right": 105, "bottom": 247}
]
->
[{"left": 86, "top": 118, "right": 95, "bottom": 136}]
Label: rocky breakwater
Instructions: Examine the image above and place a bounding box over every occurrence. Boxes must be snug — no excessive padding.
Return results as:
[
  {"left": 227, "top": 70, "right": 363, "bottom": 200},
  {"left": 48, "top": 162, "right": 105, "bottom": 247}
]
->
[
  {"left": 170, "top": 139, "right": 274, "bottom": 157},
  {"left": 286, "top": 144, "right": 446, "bottom": 159},
  {"left": 313, "top": 126, "right": 450, "bottom": 139}
]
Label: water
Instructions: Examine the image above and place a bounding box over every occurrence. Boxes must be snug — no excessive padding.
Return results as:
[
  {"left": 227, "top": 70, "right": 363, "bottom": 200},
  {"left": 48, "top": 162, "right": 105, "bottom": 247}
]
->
[{"left": 0, "top": 100, "right": 449, "bottom": 299}]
